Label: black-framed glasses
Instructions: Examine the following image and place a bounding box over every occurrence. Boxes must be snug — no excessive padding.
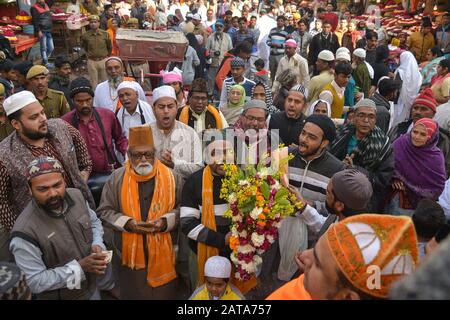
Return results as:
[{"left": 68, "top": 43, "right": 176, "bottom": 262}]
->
[{"left": 129, "top": 151, "right": 155, "bottom": 160}]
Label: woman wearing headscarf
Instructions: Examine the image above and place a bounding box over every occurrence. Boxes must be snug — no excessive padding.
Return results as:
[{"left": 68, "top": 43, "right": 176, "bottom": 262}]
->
[
  {"left": 385, "top": 118, "right": 446, "bottom": 216},
  {"left": 430, "top": 58, "right": 450, "bottom": 104},
  {"left": 420, "top": 46, "right": 445, "bottom": 86},
  {"left": 221, "top": 84, "right": 245, "bottom": 125},
  {"left": 251, "top": 82, "right": 277, "bottom": 115},
  {"left": 107, "top": 18, "right": 120, "bottom": 56},
  {"left": 393, "top": 51, "right": 422, "bottom": 127},
  {"left": 306, "top": 99, "right": 331, "bottom": 117}
]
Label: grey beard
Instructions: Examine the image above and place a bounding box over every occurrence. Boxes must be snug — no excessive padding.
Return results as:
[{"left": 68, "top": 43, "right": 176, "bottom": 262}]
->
[{"left": 109, "top": 76, "right": 123, "bottom": 89}]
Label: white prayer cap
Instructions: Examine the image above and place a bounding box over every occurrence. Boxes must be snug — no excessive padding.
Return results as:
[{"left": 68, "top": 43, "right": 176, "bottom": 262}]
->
[
  {"left": 193, "top": 13, "right": 201, "bottom": 21},
  {"left": 353, "top": 48, "right": 366, "bottom": 59},
  {"left": 204, "top": 256, "right": 232, "bottom": 279},
  {"left": 3, "top": 91, "right": 38, "bottom": 116},
  {"left": 117, "top": 81, "right": 138, "bottom": 93},
  {"left": 336, "top": 51, "right": 351, "bottom": 62},
  {"left": 336, "top": 47, "right": 350, "bottom": 56},
  {"left": 317, "top": 50, "right": 335, "bottom": 62},
  {"left": 152, "top": 85, "right": 177, "bottom": 105}
]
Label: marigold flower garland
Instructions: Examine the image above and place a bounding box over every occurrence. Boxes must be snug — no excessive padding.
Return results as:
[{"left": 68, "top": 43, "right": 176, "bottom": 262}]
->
[{"left": 220, "top": 149, "right": 305, "bottom": 281}]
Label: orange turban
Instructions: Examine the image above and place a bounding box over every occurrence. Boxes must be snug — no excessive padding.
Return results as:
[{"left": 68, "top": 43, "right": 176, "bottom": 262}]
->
[
  {"left": 326, "top": 214, "right": 418, "bottom": 299},
  {"left": 128, "top": 125, "right": 154, "bottom": 148}
]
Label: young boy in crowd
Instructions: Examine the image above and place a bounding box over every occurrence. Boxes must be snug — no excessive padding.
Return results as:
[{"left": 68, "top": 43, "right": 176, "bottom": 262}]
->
[
  {"left": 189, "top": 256, "right": 245, "bottom": 300},
  {"left": 253, "top": 58, "right": 269, "bottom": 86},
  {"left": 412, "top": 198, "right": 446, "bottom": 260}
]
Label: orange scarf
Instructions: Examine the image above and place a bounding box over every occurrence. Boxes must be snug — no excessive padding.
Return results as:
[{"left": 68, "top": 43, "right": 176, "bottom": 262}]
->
[
  {"left": 266, "top": 274, "right": 312, "bottom": 300},
  {"left": 179, "top": 105, "right": 224, "bottom": 129},
  {"left": 121, "top": 159, "right": 177, "bottom": 287},
  {"left": 197, "top": 165, "right": 219, "bottom": 285}
]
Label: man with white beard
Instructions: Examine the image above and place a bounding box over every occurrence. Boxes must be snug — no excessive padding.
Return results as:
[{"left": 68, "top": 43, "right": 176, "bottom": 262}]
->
[
  {"left": 93, "top": 57, "right": 146, "bottom": 113},
  {"left": 97, "top": 125, "right": 184, "bottom": 299}
]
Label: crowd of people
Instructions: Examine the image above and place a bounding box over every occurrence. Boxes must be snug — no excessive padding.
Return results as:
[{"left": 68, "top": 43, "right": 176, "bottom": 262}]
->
[{"left": 1, "top": 0, "right": 450, "bottom": 301}]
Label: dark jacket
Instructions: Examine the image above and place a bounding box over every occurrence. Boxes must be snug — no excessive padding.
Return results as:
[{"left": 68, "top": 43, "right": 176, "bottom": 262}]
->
[
  {"left": 269, "top": 112, "right": 306, "bottom": 147},
  {"left": 370, "top": 92, "right": 391, "bottom": 134},
  {"left": 308, "top": 32, "right": 340, "bottom": 66},
  {"left": 30, "top": 0, "right": 54, "bottom": 33},
  {"left": 330, "top": 128, "right": 394, "bottom": 212},
  {"left": 48, "top": 76, "right": 73, "bottom": 109},
  {"left": 288, "top": 147, "right": 345, "bottom": 203},
  {"left": 388, "top": 119, "right": 450, "bottom": 174}
]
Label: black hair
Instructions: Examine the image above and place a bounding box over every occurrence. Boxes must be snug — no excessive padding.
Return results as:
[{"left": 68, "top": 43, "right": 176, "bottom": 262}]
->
[
  {"left": 254, "top": 58, "right": 265, "bottom": 68},
  {"left": 234, "top": 41, "right": 252, "bottom": 54},
  {"left": 250, "top": 15, "right": 257, "bottom": 20},
  {"left": 334, "top": 61, "right": 352, "bottom": 76},
  {"left": 317, "top": 7, "right": 325, "bottom": 14},
  {"left": 378, "top": 78, "right": 400, "bottom": 97},
  {"left": 298, "top": 18, "right": 308, "bottom": 27},
  {"left": 0, "top": 59, "right": 14, "bottom": 73},
  {"left": 7, "top": 109, "right": 22, "bottom": 123},
  {"left": 186, "top": 33, "right": 201, "bottom": 52},
  {"left": 238, "top": 17, "right": 247, "bottom": 23},
  {"left": 322, "top": 20, "right": 332, "bottom": 26},
  {"left": 277, "top": 15, "right": 286, "bottom": 21},
  {"left": 412, "top": 199, "right": 446, "bottom": 241},
  {"left": 430, "top": 46, "right": 444, "bottom": 57},
  {"left": 435, "top": 222, "right": 450, "bottom": 243},
  {"left": 375, "top": 45, "right": 389, "bottom": 62},
  {"left": 54, "top": 55, "right": 71, "bottom": 68},
  {"left": 365, "top": 30, "right": 378, "bottom": 40},
  {"left": 104, "top": 4, "right": 112, "bottom": 11},
  {"left": 225, "top": 10, "right": 233, "bottom": 16},
  {"left": 438, "top": 58, "right": 450, "bottom": 71}
]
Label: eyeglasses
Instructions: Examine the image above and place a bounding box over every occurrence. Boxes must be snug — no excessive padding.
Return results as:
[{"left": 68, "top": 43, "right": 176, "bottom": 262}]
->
[
  {"left": 355, "top": 112, "right": 376, "bottom": 121},
  {"left": 129, "top": 151, "right": 155, "bottom": 160},
  {"left": 244, "top": 114, "right": 266, "bottom": 123}
]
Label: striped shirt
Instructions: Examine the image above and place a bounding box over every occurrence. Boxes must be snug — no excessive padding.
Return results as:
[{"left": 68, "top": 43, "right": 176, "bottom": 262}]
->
[{"left": 267, "top": 27, "right": 289, "bottom": 56}]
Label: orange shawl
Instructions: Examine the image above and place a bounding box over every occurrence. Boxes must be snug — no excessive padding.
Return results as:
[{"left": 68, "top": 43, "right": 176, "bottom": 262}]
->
[
  {"left": 121, "top": 159, "right": 177, "bottom": 287},
  {"left": 179, "top": 105, "right": 224, "bottom": 129},
  {"left": 197, "top": 165, "right": 220, "bottom": 285},
  {"left": 266, "top": 274, "right": 312, "bottom": 300}
]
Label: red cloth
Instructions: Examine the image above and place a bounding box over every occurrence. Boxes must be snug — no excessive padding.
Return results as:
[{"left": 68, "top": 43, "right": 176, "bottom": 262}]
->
[
  {"left": 322, "top": 12, "right": 339, "bottom": 32},
  {"left": 413, "top": 88, "right": 438, "bottom": 112},
  {"left": 62, "top": 108, "right": 128, "bottom": 174}
]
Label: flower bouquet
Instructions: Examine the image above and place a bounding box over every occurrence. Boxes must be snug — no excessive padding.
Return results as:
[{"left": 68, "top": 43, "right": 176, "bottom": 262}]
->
[{"left": 220, "top": 147, "right": 305, "bottom": 281}]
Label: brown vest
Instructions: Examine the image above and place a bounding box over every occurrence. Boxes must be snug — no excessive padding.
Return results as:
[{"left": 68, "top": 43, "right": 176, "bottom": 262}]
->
[
  {"left": 0, "top": 119, "right": 94, "bottom": 225},
  {"left": 11, "top": 188, "right": 96, "bottom": 300}
]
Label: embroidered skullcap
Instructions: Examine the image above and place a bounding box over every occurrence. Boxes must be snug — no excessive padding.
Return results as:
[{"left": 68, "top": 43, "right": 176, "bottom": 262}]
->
[
  {"left": 414, "top": 118, "right": 438, "bottom": 141},
  {"left": 330, "top": 169, "right": 373, "bottom": 211},
  {"left": 412, "top": 88, "right": 437, "bottom": 113},
  {"left": 353, "top": 48, "right": 366, "bottom": 59},
  {"left": 230, "top": 57, "right": 246, "bottom": 68},
  {"left": 317, "top": 50, "right": 335, "bottom": 61},
  {"left": 160, "top": 67, "right": 183, "bottom": 84},
  {"left": 26, "top": 65, "right": 49, "bottom": 80},
  {"left": 26, "top": 156, "right": 64, "bottom": 181},
  {"left": 204, "top": 256, "right": 232, "bottom": 279},
  {"left": 117, "top": 81, "right": 139, "bottom": 93},
  {"left": 0, "top": 262, "right": 31, "bottom": 300},
  {"left": 354, "top": 98, "right": 377, "bottom": 111},
  {"left": 105, "top": 56, "right": 123, "bottom": 67},
  {"left": 128, "top": 125, "right": 154, "bottom": 148},
  {"left": 285, "top": 39, "right": 297, "bottom": 47},
  {"left": 326, "top": 214, "right": 418, "bottom": 298},
  {"left": 243, "top": 99, "right": 267, "bottom": 112},
  {"left": 290, "top": 84, "right": 308, "bottom": 97},
  {"left": 3, "top": 90, "right": 38, "bottom": 116},
  {"left": 152, "top": 85, "right": 177, "bottom": 105},
  {"left": 70, "top": 76, "right": 94, "bottom": 98}
]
